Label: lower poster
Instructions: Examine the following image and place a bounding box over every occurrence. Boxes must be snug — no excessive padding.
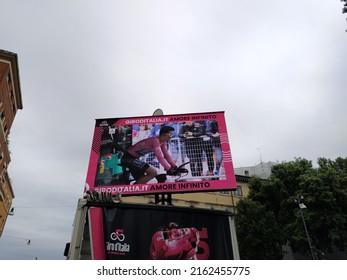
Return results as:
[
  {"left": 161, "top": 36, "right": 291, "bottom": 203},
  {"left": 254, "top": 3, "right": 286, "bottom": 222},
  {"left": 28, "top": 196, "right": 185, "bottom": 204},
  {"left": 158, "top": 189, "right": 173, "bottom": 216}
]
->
[{"left": 101, "top": 203, "right": 234, "bottom": 260}]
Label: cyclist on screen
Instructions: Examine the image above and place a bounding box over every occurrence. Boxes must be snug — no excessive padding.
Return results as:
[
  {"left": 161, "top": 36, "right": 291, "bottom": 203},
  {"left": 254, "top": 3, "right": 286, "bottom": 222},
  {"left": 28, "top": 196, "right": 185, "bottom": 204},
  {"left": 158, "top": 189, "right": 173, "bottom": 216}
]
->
[{"left": 120, "top": 126, "right": 179, "bottom": 184}]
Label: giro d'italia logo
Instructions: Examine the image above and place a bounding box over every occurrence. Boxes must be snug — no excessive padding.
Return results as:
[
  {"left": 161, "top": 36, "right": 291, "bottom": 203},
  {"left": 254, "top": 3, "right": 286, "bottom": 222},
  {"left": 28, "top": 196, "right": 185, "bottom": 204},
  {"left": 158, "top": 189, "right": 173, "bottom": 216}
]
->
[
  {"left": 110, "top": 229, "right": 125, "bottom": 241},
  {"left": 106, "top": 229, "right": 130, "bottom": 256}
]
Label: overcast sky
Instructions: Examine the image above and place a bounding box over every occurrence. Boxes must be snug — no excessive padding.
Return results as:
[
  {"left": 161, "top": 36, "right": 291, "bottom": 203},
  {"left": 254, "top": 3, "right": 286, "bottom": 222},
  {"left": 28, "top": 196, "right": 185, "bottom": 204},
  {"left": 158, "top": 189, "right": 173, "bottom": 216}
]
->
[{"left": 0, "top": 0, "right": 346, "bottom": 260}]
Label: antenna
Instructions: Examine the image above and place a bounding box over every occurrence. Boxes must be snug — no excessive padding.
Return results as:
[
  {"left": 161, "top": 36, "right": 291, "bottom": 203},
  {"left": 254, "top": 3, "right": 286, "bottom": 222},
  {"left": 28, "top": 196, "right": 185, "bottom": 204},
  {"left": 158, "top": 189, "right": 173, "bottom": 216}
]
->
[{"left": 256, "top": 147, "right": 263, "bottom": 163}]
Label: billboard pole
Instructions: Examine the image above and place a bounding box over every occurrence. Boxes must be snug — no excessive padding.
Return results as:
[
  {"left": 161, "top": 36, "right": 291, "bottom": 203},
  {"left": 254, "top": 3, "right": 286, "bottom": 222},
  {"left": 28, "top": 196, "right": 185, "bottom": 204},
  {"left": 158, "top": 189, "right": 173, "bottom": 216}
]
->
[
  {"left": 229, "top": 216, "right": 240, "bottom": 259},
  {"left": 152, "top": 109, "right": 172, "bottom": 205}
]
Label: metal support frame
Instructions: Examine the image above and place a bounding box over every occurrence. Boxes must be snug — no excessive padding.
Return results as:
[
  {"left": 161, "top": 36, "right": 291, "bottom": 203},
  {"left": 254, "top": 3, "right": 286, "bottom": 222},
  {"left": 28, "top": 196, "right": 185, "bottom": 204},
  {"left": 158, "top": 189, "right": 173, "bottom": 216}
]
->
[{"left": 154, "top": 193, "right": 172, "bottom": 205}]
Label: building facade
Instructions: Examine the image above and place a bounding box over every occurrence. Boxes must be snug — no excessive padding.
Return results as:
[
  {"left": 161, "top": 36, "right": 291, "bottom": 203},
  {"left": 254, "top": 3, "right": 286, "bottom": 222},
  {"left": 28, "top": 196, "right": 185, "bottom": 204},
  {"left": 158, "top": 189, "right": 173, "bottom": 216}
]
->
[
  {"left": 0, "top": 50, "right": 23, "bottom": 237},
  {"left": 234, "top": 161, "right": 277, "bottom": 179}
]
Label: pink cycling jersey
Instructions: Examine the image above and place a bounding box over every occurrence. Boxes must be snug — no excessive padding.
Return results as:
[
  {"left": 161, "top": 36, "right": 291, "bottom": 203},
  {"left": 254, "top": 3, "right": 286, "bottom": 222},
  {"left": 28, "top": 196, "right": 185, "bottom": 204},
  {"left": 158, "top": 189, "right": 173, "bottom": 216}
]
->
[
  {"left": 150, "top": 227, "right": 199, "bottom": 260},
  {"left": 127, "top": 136, "right": 176, "bottom": 171}
]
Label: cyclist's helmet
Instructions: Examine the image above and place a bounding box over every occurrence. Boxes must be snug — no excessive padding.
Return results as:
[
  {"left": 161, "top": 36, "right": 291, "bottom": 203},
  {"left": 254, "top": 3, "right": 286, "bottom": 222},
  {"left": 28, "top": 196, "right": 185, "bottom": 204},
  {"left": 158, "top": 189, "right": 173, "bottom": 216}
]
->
[{"left": 165, "top": 222, "right": 179, "bottom": 231}]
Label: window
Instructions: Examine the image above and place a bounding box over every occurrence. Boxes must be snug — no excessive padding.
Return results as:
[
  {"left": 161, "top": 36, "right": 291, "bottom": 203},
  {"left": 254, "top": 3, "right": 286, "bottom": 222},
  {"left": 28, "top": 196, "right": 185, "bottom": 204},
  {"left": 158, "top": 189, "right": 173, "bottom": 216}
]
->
[
  {"left": 6, "top": 74, "right": 11, "bottom": 85},
  {"left": 233, "top": 185, "right": 243, "bottom": 196},
  {"left": 219, "top": 191, "right": 230, "bottom": 195}
]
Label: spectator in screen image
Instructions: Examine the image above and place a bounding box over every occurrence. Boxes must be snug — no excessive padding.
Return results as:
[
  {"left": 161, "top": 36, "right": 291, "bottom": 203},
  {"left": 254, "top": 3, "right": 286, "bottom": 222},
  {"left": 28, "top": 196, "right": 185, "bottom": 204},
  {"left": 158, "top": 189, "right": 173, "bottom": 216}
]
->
[
  {"left": 206, "top": 120, "right": 222, "bottom": 175},
  {"left": 178, "top": 121, "right": 204, "bottom": 177},
  {"left": 120, "top": 126, "right": 178, "bottom": 184},
  {"left": 97, "top": 125, "right": 127, "bottom": 186},
  {"left": 199, "top": 121, "right": 215, "bottom": 176},
  {"left": 153, "top": 122, "right": 187, "bottom": 166},
  {"left": 132, "top": 124, "right": 151, "bottom": 144}
]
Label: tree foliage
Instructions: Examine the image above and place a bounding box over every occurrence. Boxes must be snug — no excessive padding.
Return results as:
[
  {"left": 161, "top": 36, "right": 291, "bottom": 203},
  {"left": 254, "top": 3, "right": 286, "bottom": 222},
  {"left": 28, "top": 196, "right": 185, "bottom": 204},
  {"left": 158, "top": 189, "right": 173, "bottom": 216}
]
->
[
  {"left": 235, "top": 157, "right": 347, "bottom": 259},
  {"left": 235, "top": 198, "right": 284, "bottom": 259}
]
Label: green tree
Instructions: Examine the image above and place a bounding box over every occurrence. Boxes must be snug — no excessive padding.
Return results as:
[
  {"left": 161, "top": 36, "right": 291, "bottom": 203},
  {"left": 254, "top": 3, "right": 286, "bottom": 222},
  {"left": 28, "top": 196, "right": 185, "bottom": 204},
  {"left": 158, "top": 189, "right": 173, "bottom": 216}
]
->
[
  {"left": 235, "top": 198, "right": 284, "bottom": 259},
  {"left": 235, "top": 157, "right": 347, "bottom": 259}
]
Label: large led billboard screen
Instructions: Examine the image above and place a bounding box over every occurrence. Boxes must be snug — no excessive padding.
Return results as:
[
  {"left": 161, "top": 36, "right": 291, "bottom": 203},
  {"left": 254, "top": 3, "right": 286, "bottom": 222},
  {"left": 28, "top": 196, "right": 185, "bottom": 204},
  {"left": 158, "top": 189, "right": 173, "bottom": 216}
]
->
[{"left": 84, "top": 111, "right": 236, "bottom": 196}]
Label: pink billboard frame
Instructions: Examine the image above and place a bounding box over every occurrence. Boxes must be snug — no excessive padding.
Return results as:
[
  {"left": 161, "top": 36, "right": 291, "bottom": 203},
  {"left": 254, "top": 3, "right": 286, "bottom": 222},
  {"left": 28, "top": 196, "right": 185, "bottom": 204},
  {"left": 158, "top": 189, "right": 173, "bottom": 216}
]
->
[{"left": 84, "top": 111, "right": 237, "bottom": 196}]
